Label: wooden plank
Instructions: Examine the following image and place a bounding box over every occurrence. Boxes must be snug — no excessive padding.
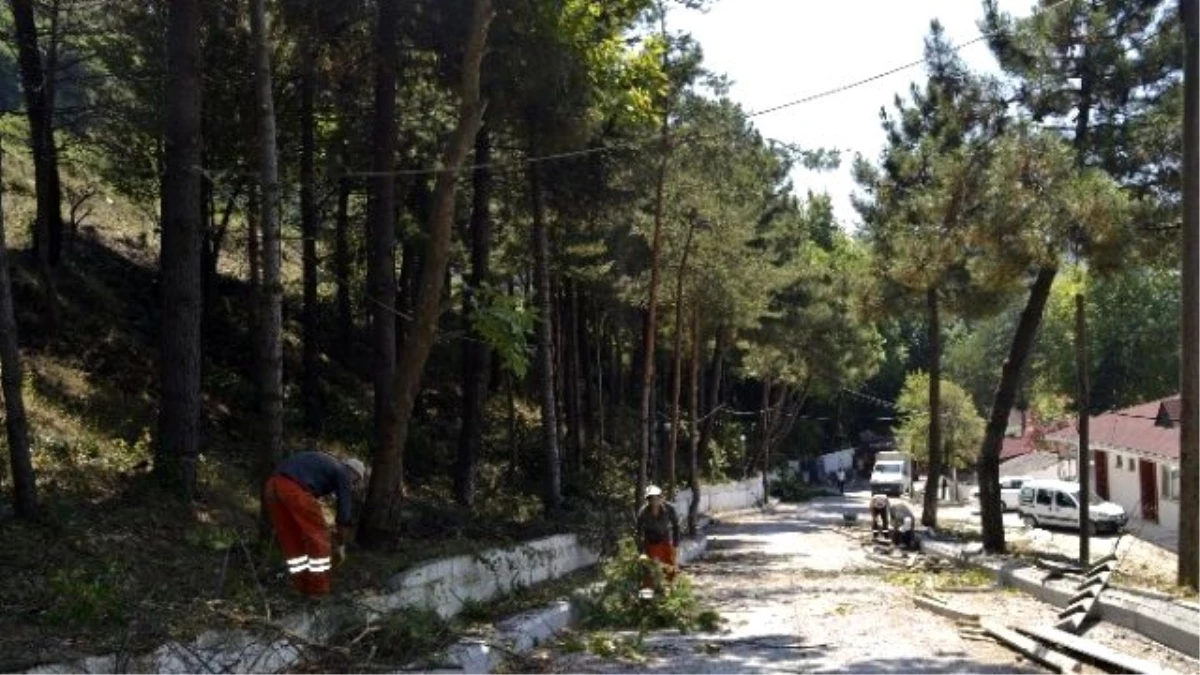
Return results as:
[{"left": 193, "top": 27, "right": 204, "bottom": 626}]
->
[
  {"left": 979, "top": 620, "right": 1083, "bottom": 674},
  {"left": 1014, "top": 624, "right": 1181, "bottom": 675},
  {"left": 912, "top": 594, "right": 980, "bottom": 624}
]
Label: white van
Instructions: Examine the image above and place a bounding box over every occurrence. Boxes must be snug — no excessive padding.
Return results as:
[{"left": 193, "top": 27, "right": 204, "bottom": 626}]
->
[
  {"left": 1017, "top": 479, "right": 1127, "bottom": 534},
  {"left": 971, "top": 476, "right": 1031, "bottom": 511}
]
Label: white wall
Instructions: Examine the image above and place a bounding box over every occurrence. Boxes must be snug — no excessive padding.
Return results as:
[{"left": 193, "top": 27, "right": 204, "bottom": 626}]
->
[
  {"left": 1102, "top": 449, "right": 1143, "bottom": 521},
  {"left": 672, "top": 474, "right": 765, "bottom": 517}
]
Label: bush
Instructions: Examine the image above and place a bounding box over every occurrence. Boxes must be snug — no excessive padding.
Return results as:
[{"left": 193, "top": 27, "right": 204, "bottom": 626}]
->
[
  {"left": 770, "top": 473, "right": 829, "bottom": 502},
  {"left": 575, "top": 538, "right": 722, "bottom": 635}
]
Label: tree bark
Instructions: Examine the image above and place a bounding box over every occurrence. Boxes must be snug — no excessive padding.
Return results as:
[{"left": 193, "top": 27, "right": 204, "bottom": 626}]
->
[
  {"left": 251, "top": 0, "right": 283, "bottom": 487},
  {"left": 0, "top": 142, "right": 36, "bottom": 518},
  {"left": 454, "top": 124, "right": 494, "bottom": 507},
  {"left": 667, "top": 219, "right": 698, "bottom": 499},
  {"left": 156, "top": 0, "right": 203, "bottom": 499},
  {"left": 1178, "top": 0, "right": 1199, "bottom": 590},
  {"left": 299, "top": 29, "right": 321, "bottom": 437},
  {"left": 639, "top": 120, "right": 670, "bottom": 510},
  {"left": 334, "top": 177, "right": 352, "bottom": 360},
  {"left": 359, "top": 0, "right": 401, "bottom": 543},
  {"left": 922, "top": 287, "right": 943, "bottom": 528},
  {"left": 686, "top": 304, "right": 700, "bottom": 535},
  {"left": 529, "top": 160, "right": 562, "bottom": 512},
  {"left": 978, "top": 266, "right": 1057, "bottom": 552},
  {"left": 363, "top": 0, "right": 494, "bottom": 538},
  {"left": 697, "top": 325, "right": 729, "bottom": 466},
  {"left": 10, "top": 0, "right": 64, "bottom": 267},
  {"left": 565, "top": 280, "right": 585, "bottom": 470}
]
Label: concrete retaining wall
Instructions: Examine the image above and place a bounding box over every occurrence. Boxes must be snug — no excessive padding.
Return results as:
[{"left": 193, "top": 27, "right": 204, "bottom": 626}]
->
[
  {"left": 671, "top": 474, "right": 765, "bottom": 518},
  {"left": 26, "top": 477, "right": 761, "bottom": 674}
]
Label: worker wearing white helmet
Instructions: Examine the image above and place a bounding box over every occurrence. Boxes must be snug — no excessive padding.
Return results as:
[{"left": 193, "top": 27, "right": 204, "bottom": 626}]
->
[
  {"left": 264, "top": 450, "right": 367, "bottom": 596},
  {"left": 636, "top": 485, "right": 681, "bottom": 585}
]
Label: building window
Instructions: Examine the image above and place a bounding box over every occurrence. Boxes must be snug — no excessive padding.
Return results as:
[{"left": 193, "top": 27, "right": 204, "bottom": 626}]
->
[
  {"left": 1129, "top": 458, "right": 1135, "bottom": 473},
  {"left": 1115, "top": 455, "right": 1123, "bottom": 469},
  {"left": 1161, "top": 465, "right": 1181, "bottom": 501}
]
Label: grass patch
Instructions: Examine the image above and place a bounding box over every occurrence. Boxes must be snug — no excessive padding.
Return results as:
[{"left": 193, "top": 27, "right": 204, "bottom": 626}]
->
[{"left": 884, "top": 565, "right": 995, "bottom": 591}]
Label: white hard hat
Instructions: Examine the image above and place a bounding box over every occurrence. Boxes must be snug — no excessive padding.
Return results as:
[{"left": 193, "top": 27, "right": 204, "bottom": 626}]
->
[
  {"left": 344, "top": 458, "right": 367, "bottom": 482},
  {"left": 645, "top": 485, "right": 663, "bottom": 498}
]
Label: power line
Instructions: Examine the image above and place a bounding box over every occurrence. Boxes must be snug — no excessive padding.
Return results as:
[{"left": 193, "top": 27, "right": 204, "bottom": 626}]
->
[{"left": 197, "top": 0, "right": 1076, "bottom": 182}]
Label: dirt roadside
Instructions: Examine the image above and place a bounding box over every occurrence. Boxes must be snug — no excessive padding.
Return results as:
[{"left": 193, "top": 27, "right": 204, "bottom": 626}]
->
[{"left": 529, "top": 495, "right": 1199, "bottom": 674}]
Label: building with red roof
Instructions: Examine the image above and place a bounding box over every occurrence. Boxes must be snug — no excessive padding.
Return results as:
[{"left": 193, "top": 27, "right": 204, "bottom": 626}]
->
[{"left": 1044, "top": 396, "right": 1182, "bottom": 529}]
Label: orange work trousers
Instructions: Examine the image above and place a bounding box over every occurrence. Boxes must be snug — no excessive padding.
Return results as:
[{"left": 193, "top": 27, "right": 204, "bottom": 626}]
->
[
  {"left": 264, "top": 475, "right": 332, "bottom": 595},
  {"left": 642, "top": 541, "right": 677, "bottom": 588}
]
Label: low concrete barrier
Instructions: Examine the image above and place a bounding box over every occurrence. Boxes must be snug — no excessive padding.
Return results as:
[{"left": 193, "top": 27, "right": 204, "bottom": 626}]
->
[
  {"left": 920, "top": 539, "right": 1200, "bottom": 658},
  {"left": 25, "top": 477, "right": 759, "bottom": 674}
]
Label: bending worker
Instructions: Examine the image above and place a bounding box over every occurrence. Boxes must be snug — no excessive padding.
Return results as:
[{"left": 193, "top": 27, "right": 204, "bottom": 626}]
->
[
  {"left": 264, "top": 450, "right": 367, "bottom": 596},
  {"left": 869, "top": 493, "right": 890, "bottom": 538},
  {"left": 636, "top": 485, "right": 681, "bottom": 583},
  {"left": 889, "top": 499, "right": 918, "bottom": 551}
]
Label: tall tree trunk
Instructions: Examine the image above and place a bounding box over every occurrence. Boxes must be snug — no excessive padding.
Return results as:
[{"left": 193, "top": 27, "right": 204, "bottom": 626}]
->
[
  {"left": 251, "top": 0, "right": 283, "bottom": 488},
  {"left": 639, "top": 118, "right": 670, "bottom": 509},
  {"left": 10, "top": 0, "right": 64, "bottom": 268},
  {"left": 0, "top": 142, "right": 36, "bottom": 518},
  {"left": 686, "top": 304, "right": 700, "bottom": 535},
  {"left": 529, "top": 160, "right": 562, "bottom": 512},
  {"left": 1178, "top": 0, "right": 1199, "bottom": 590},
  {"left": 454, "top": 124, "right": 493, "bottom": 507},
  {"left": 359, "top": 0, "right": 401, "bottom": 543},
  {"left": 247, "top": 183, "right": 260, "bottom": 289},
  {"left": 299, "top": 30, "right": 321, "bottom": 437},
  {"left": 363, "top": 0, "right": 494, "bottom": 539},
  {"left": 666, "top": 218, "right": 697, "bottom": 499},
  {"left": 922, "top": 287, "right": 943, "bottom": 528},
  {"left": 697, "top": 325, "right": 729, "bottom": 465},
  {"left": 156, "top": 0, "right": 203, "bottom": 498},
  {"left": 978, "top": 266, "right": 1057, "bottom": 552},
  {"left": 334, "top": 177, "right": 352, "bottom": 360},
  {"left": 563, "top": 280, "right": 585, "bottom": 470}
]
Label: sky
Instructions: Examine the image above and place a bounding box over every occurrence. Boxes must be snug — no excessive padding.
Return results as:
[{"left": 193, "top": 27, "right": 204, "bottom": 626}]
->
[{"left": 669, "top": 0, "right": 1036, "bottom": 228}]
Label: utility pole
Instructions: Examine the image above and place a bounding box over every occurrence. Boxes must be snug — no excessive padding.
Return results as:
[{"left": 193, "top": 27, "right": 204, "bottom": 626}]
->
[
  {"left": 1179, "top": 0, "right": 1199, "bottom": 590},
  {"left": 1075, "top": 293, "right": 1090, "bottom": 566}
]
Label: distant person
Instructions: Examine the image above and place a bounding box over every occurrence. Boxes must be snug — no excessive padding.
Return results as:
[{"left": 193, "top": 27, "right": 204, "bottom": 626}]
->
[
  {"left": 870, "top": 493, "right": 890, "bottom": 537},
  {"left": 637, "top": 485, "right": 681, "bottom": 586},
  {"left": 940, "top": 475, "right": 948, "bottom": 500},
  {"left": 836, "top": 468, "right": 847, "bottom": 494},
  {"left": 890, "top": 500, "right": 918, "bottom": 550},
  {"left": 264, "top": 450, "right": 367, "bottom": 596}
]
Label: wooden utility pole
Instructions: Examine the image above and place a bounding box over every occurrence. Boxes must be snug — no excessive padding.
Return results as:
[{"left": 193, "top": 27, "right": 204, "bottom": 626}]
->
[
  {"left": 1179, "top": 0, "right": 1199, "bottom": 590},
  {"left": 1075, "top": 293, "right": 1090, "bottom": 566}
]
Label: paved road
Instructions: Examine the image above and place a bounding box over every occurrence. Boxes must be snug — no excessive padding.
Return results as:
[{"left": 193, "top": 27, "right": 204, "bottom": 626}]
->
[{"left": 543, "top": 492, "right": 1052, "bottom": 674}]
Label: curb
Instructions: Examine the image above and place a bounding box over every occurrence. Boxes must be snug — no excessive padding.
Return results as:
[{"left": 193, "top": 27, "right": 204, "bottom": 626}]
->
[
  {"left": 434, "top": 534, "right": 712, "bottom": 674},
  {"left": 920, "top": 539, "right": 1200, "bottom": 658}
]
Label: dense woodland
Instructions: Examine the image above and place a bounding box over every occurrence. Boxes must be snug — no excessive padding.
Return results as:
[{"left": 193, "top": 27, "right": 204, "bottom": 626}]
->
[{"left": 0, "top": 0, "right": 1195, "bottom": 659}]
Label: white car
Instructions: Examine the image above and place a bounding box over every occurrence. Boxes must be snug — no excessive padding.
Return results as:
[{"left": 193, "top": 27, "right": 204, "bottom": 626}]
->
[
  {"left": 970, "top": 476, "right": 1031, "bottom": 511},
  {"left": 1017, "top": 479, "right": 1128, "bottom": 534}
]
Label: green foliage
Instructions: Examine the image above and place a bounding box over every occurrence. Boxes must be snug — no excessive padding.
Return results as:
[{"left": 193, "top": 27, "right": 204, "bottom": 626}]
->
[
  {"left": 47, "top": 561, "right": 127, "bottom": 628},
  {"left": 576, "top": 538, "right": 723, "bottom": 635},
  {"left": 769, "top": 473, "right": 829, "bottom": 503},
  {"left": 894, "top": 371, "right": 985, "bottom": 469},
  {"left": 469, "top": 283, "right": 536, "bottom": 378}
]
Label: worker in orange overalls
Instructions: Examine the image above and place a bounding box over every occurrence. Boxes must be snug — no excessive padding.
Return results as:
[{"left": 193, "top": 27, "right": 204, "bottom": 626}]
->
[
  {"left": 264, "top": 451, "right": 366, "bottom": 596},
  {"left": 636, "top": 485, "right": 681, "bottom": 588}
]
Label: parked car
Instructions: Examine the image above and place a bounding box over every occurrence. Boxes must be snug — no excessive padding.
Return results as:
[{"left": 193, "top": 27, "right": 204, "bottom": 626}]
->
[
  {"left": 1017, "top": 479, "right": 1127, "bottom": 534},
  {"left": 971, "top": 476, "right": 1031, "bottom": 511}
]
